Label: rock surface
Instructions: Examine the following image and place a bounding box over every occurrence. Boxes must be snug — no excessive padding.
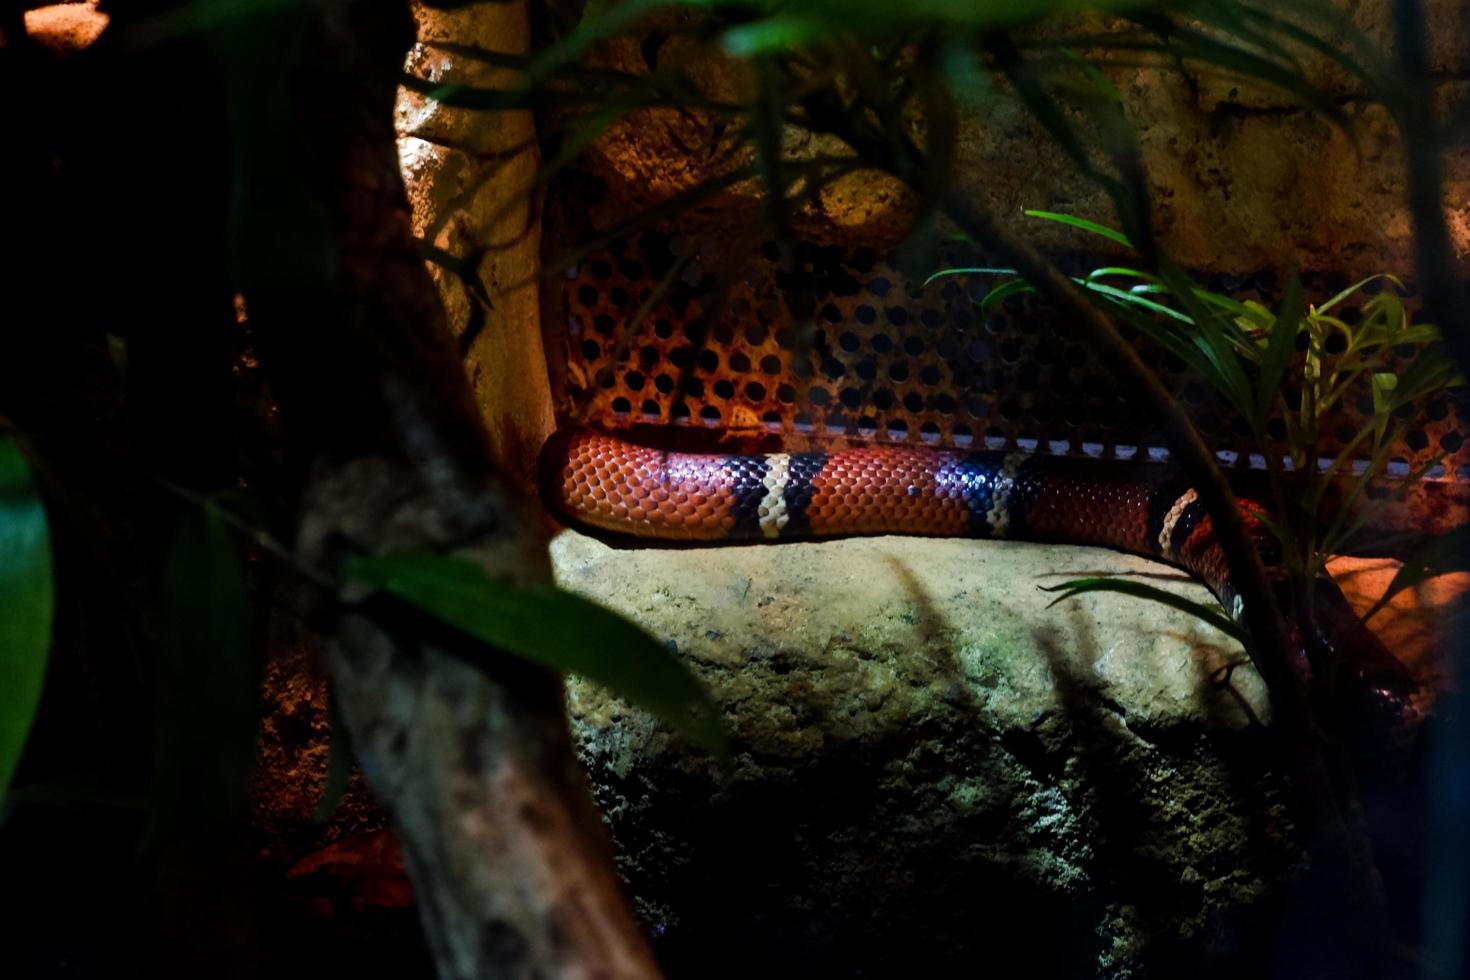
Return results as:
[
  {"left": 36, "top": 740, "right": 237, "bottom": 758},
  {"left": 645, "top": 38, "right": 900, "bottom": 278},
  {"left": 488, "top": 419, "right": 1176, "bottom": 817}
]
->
[{"left": 553, "top": 530, "right": 1300, "bottom": 978}]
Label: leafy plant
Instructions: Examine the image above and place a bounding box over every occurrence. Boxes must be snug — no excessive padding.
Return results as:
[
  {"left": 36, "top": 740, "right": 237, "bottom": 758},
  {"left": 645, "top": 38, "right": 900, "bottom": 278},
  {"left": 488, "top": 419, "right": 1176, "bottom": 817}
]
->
[
  {"left": 937, "top": 211, "right": 1464, "bottom": 629},
  {"left": 0, "top": 436, "right": 53, "bottom": 802}
]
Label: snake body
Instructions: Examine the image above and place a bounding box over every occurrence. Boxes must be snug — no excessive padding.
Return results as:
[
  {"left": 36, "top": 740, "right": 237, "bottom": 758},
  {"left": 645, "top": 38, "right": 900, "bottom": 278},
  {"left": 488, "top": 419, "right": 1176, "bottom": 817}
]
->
[
  {"left": 544, "top": 428, "right": 1256, "bottom": 613},
  {"left": 541, "top": 427, "right": 1423, "bottom": 749}
]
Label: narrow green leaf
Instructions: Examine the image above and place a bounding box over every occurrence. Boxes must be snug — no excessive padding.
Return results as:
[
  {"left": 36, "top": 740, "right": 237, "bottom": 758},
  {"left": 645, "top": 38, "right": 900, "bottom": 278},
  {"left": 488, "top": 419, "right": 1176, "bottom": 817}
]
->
[
  {"left": 315, "top": 689, "right": 353, "bottom": 824},
  {"left": 921, "top": 266, "right": 1019, "bottom": 288},
  {"left": 979, "top": 278, "right": 1037, "bottom": 311},
  {"left": 151, "top": 504, "right": 260, "bottom": 845},
  {"left": 1316, "top": 273, "right": 1405, "bottom": 315},
  {"left": 1023, "top": 209, "right": 1133, "bottom": 248},
  {"left": 1040, "top": 576, "right": 1248, "bottom": 644},
  {"left": 1255, "top": 271, "right": 1303, "bottom": 428},
  {"left": 345, "top": 553, "right": 728, "bottom": 756},
  {"left": 0, "top": 438, "right": 54, "bottom": 801},
  {"left": 1363, "top": 524, "right": 1470, "bottom": 623}
]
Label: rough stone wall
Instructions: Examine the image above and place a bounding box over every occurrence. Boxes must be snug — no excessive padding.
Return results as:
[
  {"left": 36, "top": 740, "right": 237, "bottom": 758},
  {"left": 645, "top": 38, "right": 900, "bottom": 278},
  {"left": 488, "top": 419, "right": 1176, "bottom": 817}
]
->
[{"left": 577, "top": 1, "right": 1470, "bottom": 277}]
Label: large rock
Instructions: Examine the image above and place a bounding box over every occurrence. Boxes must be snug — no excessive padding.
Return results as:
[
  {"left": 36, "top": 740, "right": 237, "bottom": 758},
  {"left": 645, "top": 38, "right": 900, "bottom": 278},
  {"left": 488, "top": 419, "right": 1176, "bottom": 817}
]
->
[{"left": 553, "top": 530, "right": 1299, "bottom": 978}]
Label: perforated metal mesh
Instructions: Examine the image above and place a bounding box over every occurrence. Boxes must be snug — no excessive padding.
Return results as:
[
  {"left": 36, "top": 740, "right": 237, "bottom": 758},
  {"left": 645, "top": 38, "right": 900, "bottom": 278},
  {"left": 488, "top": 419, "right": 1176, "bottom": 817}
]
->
[{"left": 547, "top": 231, "right": 1469, "bottom": 493}]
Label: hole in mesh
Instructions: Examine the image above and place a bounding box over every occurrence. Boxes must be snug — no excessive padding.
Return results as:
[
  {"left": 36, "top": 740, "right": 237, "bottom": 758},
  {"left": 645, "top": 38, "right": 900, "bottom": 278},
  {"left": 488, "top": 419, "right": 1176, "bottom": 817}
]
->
[
  {"left": 775, "top": 327, "right": 796, "bottom": 349},
  {"left": 729, "top": 351, "right": 752, "bottom": 372},
  {"left": 920, "top": 421, "right": 942, "bottom": 443},
  {"left": 920, "top": 309, "right": 943, "bottom": 328},
  {"left": 887, "top": 307, "right": 910, "bottom": 326},
  {"left": 873, "top": 389, "right": 895, "bottom": 410},
  {"left": 967, "top": 340, "right": 988, "bottom": 362},
  {"left": 761, "top": 355, "right": 782, "bottom": 375},
  {"left": 594, "top": 314, "right": 615, "bottom": 335},
  {"left": 919, "top": 365, "right": 942, "bottom": 386},
  {"left": 872, "top": 333, "right": 894, "bottom": 353},
  {"left": 935, "top": 393, "right": 956, "bottom": 415},
  {"left": 887, "top": 419, "right": 908, "bottom": 439},
  {"left": 1000, "top": 339, "right": 1023, "bottom": 363},
  {"left": 698, "top": 350, "right": 720, "bottom": 372},
  {"left": 699, "top": 405, "right": 721, "bottom": 424},
  {"left": 620, "top": 259, "right": 645, "bottom": 279},
  {"left": 713, "top": 322, "right": 735, "bottom": 344},
  {"left": 794, "top": 413, "right": 815, "bottom": 433},
  {"left": 839, "top": 388, "right": 862, "bottom": 409},
  {"left": 869, "top": 276, "right": 892, "bottom": 297},
  {"left": 822, "top": 303, "right": 843, "bottom": 323},
  {"left": 856, "top": 305, "right": 877, "bottom": 325},
  {"left": 888, "top": 363, "right": 909, "bottom": 382},
  {"left": 839, "top": 331, "right": 861, "bottom": 352},
  {"left": 713, "top": 379, "right": 735, "bottom": 399},
  {"left": 625, "top": 371, "right": 646, "bottom": 391},
  {"left": 826, "top": 413, "right": 848, "bottom": 431},
  {"left": 1443, "top": 432, "right": 1465, "bottom": 452},
  {"left": 611, "top": 397, "right": 631, "bottom": 416},
  {"left": 609, "top": 287, "right": 630, "bottom": 308},
  {"left": 777, "top": 383, "right": 797, "bottom": 403},
  {"left": 596, "top": 368, "right": 616, "bottom": 389},
  {"left": 745, "top": 323, "right": 768, "bottom": 345},
  {"left": 1406, "top": 429, "right": 1430, "bottom": 452},
  {"left": 672, "top": 402, "right": 691, "bottom": 421},
  {"left": 591, "top": 259, "right": 613, "bottom": 279},
  {"left": 654, "top": 319, "right": 674, "bottom": 339},
  {"left": 655, "top": 374, "right": 674, "bottom": 394},
  {"left": 858, "top": 416, "right": 878, "bottom": 436},
  {"left": 822, "top": 357, "right": 846, "bottom": 380},
  {"left": 670, "top": 347, "right": 692, "bottom": 367},
  {"left": 1017, "top": 364, "right": 1039, "bottom": 393},
  {"left": 856, "top": 358, "right": 877, "bottom": 381},
  {"left": 903, "top": 392, "right": 923, "bottom": 413},
  {"left": 1001, "top": 399, "right": 1021, "bottom": 421},
  {"left": 577, "top": 285, "right": 598, "bottom": 306},
  {"left": 581, "top": 340, "right": 601, "bottom": 359},
  {"left": 640, "top": 345, "right": 660, "bottom": 366},
  {"left": 1427, "top": 399, "right": 1450, "bottom": 421},
  {"left": 810, "top": 387, "right": 831, "bottom": 407},
  {"left": 953, "top": 425, "right": 974, "bottom": 446},
  {"left": 746, "top": 382, "right": 767, "bottom": 401},
  {"left": 683, "top": 378, "right": 705, "bottom": 398},
  {"left": 641, "top": 399, "right": 660, "bottom": 418},
  {"left": 902, "top": 336, "right": 925, "bottom": 356}
]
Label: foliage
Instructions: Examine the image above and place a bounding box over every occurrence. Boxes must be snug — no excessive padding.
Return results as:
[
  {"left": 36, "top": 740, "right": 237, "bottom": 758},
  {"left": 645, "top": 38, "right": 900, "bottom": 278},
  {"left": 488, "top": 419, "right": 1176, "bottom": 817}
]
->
[
  {"left": 346, "top": 551, "right": 728, "bottom": 755},
  {"left": 149, "top": 503, "right": 261, "bottom": 845},
  {"left": 948, "top": 211, "right": 1463, "bottom": 627},
  {"left": 0, "top": 436, "right": 53, "bottom": 802}
]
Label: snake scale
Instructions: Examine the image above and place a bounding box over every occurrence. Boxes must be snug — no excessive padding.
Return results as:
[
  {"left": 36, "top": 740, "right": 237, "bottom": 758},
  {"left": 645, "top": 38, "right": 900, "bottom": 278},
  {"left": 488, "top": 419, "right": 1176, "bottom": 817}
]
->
[{"left": 540, "top": 427, "right": 1425, "bottom": 748}]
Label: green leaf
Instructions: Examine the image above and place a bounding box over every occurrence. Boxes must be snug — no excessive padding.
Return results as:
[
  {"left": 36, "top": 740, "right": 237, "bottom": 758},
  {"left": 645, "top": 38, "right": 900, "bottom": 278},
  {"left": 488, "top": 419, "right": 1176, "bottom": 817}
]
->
[
  {"left": 921, "top": 266, "right": 1018, "bottom": 288},
  {"left": 1040, "top": 576, "right": 1249, "bottom": 645},
  {"left": 1023, "top": 209, "right": 1133, "bottom": 248},
  {"left": 1255, "top": 272, "right": 1303, "bottom": 428},
  {"left": 315, "top": 689, "right": 353, "bottom": 824},
  {"left": 151, "top": 504, "right": 260, "bottom": 845},
  {"left": 0, "top": 437, "right": 54, "bottom": 801},
  {"left": 345, "top": 552, "right": 728, "bottom": 756},
  {"left": 1315, "top": 273, "right": 1404, "bottom": 316},
  {"left": 1363, "top": 524, "right": 1470, "bottom": 623},
  {"left": 979, "top": 278, "right": 1037, "bottom": 310}
]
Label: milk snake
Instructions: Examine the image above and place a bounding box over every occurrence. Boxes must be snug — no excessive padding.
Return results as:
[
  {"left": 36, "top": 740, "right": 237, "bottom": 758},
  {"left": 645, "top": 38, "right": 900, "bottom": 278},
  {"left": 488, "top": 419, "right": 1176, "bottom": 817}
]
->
[{"left": 540, "top": 427, "right": 1426, "bottom": 748}]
